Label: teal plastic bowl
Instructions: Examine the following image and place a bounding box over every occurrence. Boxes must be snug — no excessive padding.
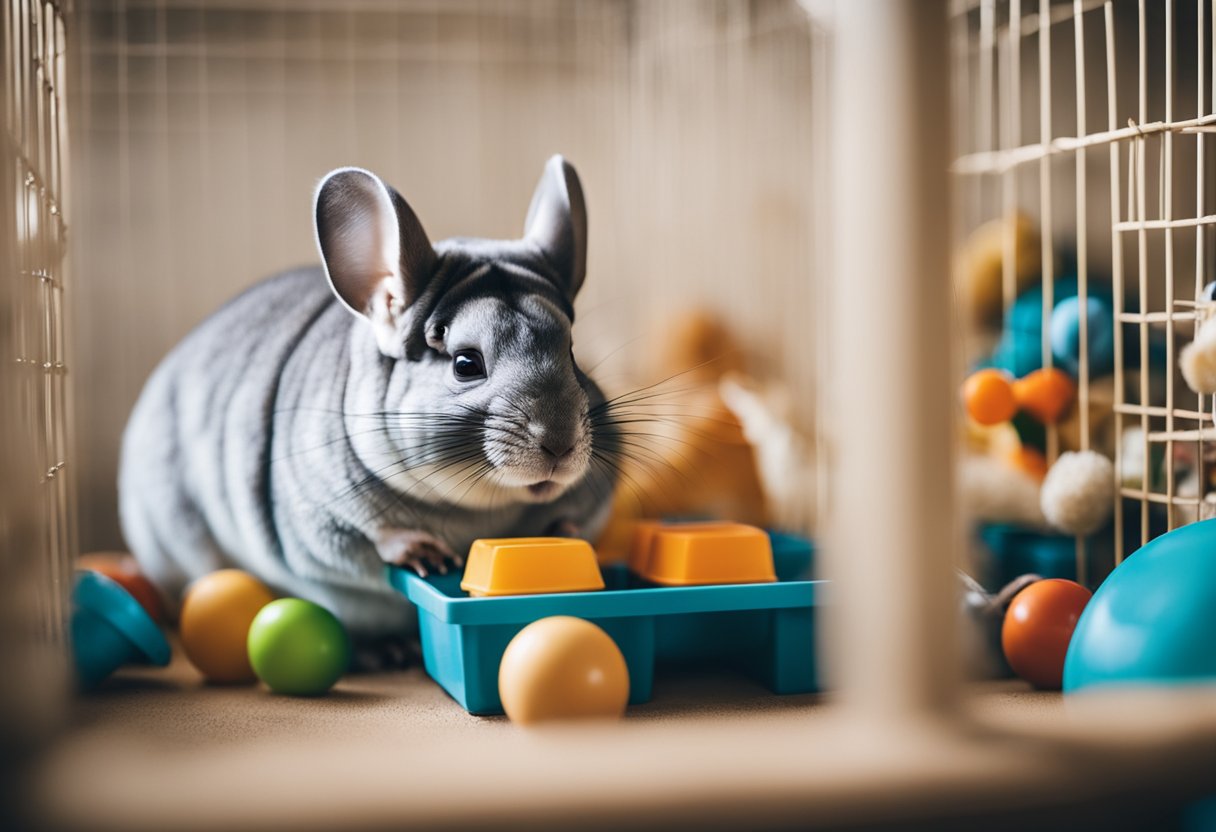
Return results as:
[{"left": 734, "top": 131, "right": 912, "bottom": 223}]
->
[{"left": 72, "top": 570, "right": 171, "bottom": 690}]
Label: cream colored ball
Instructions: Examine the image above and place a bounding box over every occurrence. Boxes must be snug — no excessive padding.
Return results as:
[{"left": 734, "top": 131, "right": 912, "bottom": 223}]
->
[{"left": 498, "top": 616, "right": 629, "bottom": 725}]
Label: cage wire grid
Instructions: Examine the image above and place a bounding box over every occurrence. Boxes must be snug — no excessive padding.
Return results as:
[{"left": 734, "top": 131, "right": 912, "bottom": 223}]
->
[
  {"left": 952, "top": 0, "right": 1216, "bottom": 577},
  {"left": 2, "top": 0, "right": 73, "bottom": 656}
]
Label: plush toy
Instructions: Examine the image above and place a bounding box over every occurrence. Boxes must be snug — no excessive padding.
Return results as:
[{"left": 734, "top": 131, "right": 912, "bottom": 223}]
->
[
  {"left": 959, "top": 454, "right": 1048, "bottom": 528},
  {"left": 718, "top": 373, "right": 817, "bottom": 534},
  {"left": 960, "top": 214, "right": 1044, "bottom": 328},
  {"left": 1039, "top": 450, "right": 1116, "bottom": 536},
  {"left": 1180, "top": 315, "right": 1216, "bottom": 395},
  {"left": 594, "top": 311, "right": 770, "bottom": 561}
]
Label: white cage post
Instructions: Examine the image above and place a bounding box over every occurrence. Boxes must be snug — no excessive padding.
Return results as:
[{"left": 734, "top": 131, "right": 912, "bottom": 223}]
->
[
  {"left": 0, "top": 0, "right": 74, "bottom": 743},
  {"left": 826, "top": 0, "right": 959, "bottom": 717}
]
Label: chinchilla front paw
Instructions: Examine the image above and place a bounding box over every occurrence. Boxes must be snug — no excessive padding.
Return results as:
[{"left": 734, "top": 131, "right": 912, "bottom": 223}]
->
[{"left": 374, "top": 528, "right": 463, "bottom": 577}]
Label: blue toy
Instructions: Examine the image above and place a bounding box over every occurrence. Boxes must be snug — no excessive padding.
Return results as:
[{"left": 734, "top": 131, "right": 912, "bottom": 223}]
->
[
  {"left": 388, "top": 532, "right": 819, "bottom": 715},
  {"left": 1050, "top": 294, "right": 1116, "bottom": 378},
  {"left": 72, "top": 570, "right": 171, "bottom": 690},
  {"left": 989, "top": 276, "right": 1114, "bottom": 379},
  {"left": 985, "top": 273, "right": 1168, "bottom": 387},
  {"left": 1063, "top": 518, "right": 1216, "bottom": 693}
]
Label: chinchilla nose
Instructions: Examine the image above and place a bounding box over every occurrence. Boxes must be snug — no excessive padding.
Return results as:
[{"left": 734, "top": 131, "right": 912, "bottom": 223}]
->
[
  {"left": 540, "top": 440, "right": 575, "bottom": 462},
  {"left": 531, "top": 422, "right": 578, "bottom": 462}
]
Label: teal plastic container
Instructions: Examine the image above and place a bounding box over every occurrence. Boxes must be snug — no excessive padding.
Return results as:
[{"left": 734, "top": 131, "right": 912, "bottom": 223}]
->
[
  {"left": 978, "top": 523, "right": 1080, "bottom": 587},
  {"left": 388, "top": 533, "right": 821, "bottom": 715}
]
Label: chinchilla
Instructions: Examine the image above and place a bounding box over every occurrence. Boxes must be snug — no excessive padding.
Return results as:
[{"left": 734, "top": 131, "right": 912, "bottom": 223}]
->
[{"left": 119, "top": 155, "right": 619, "bottom": 652}]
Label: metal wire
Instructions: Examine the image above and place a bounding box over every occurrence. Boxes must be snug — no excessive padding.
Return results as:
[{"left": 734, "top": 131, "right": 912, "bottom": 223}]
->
[
  {"left": 0, "top": 0, "right": 74, "bottom": 727},
  {"left": 953, "top": 0, "right": 1214, "bottom": 572}
]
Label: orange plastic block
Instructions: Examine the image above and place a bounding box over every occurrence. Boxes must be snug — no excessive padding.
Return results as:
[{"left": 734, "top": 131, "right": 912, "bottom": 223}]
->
[
  {"left": 627, "top": 520, "right": 742, "bottom": 574},
  {"left": 638, "top": 523, "right": 776, "bottom": 587},
  {"left": 460, "top": 538, "right": 605, "bottom": 598}
]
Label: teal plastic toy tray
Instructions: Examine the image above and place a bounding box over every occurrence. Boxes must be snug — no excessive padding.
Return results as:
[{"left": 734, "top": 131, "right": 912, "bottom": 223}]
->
[{"left": 387, "top": 533, "right": 822, "bottom": 715}]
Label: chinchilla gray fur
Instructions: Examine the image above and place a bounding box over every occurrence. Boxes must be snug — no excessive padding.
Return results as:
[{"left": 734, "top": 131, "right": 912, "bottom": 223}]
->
[{"left": 119, "top": 155, "right": 618, "bottom": 640}]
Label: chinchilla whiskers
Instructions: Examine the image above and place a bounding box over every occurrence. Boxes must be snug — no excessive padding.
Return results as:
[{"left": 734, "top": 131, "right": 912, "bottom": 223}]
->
[
  {"left": 586, "top": 449, "right": 653, "bottom": 511},
  {"left": 316, "top": 412, "right": 490, "bottom": 514},
  {"left": 270, "top": 407, "right": 489, "bottom": 463},
  {"left": 590, "top": 394, "right": 751, "bottom": 457},
  {"left": 412, "top": 456, "right": 497, "bottom": 506},
  {"left": 586, "top": 399, "right": 716, "bottom": 488},
  {"left": 331, "top": 447, "right": 486, "bottom": 513},
  {"left": 434, "top": 464, "right": 511, "bottom": 541},
  {"left": 438, "top": 460, "right": 501, "bottom": 506}
]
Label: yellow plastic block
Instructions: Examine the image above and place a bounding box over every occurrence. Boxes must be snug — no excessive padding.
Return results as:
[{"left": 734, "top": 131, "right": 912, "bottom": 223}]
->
[
  {"left": 641, "top": 523, "right": 776, "bottom": 587},
  {"left": 460, "top": 538, "right": 605, "bottom": 598}
]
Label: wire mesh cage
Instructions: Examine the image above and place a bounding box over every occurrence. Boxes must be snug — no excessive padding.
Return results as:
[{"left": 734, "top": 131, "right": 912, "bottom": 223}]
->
[
  {"left": 951, "top": 0, "right": 1215, "bottom": 581},
  {"left": 9, "top": 6, "right": 1216, "bottom": 827},
  {"left": 0, "top": 0, "right": 74, "bottom": 738}
]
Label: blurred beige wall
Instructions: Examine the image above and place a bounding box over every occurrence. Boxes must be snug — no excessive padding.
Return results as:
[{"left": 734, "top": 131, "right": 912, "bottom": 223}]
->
[{"left": 69, "top": 0, "right": 818, "bottom": 551}]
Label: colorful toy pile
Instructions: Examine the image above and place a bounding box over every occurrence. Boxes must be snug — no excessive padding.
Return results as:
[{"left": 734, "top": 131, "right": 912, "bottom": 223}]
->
[
  {"left": 958, "top": 216, "right": 1158, "bottom": 587},
  {"left": 73, "top": 523, "right": 817, "bottom": 723},
  {"left": 993, "top": 517, "right": 1216, "bottom": 693},
  {"left": 73, "top": 559, "right": 350, "bottom": 697}
]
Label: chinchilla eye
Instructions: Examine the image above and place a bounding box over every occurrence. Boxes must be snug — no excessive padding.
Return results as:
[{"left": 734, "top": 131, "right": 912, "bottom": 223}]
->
[
  {"left": 1203, "top": 281, "right": 1216, "bottom": 303},
  {"left": 453, "top": 349, "right": 486, "bottom": 381}
]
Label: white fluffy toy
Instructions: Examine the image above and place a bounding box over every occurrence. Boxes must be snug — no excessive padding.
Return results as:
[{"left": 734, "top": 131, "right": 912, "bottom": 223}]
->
[
  {"left": 1040, "top": 450, "right": 1116, "bottom": 536},
  {"left": 1181, "top": 316, "right": 1216, "bottom": 396}
]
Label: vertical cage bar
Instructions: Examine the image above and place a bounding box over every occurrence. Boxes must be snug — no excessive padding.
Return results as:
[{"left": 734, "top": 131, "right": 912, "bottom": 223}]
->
[
  {"left": 1137, "top": 0, "right": 1151, "bottom": 546},
  {"left": 1074, "top": 0, "right": 1090, "bottom": 586},
  {"left": 1001, "top": 1, "right": 1022, "bottom": 323},
  {"left": 1107, "top": 3, "right": 1126, "bottom": 566},
  {"left": 980, "top": 0, "right": 996, "bottom": 158},
  {"left": 1040, "top": 0, "right": 1058, "bottom": 464},
  {"left": 827, "top": 0, "right": 956, "bottom": 718},
  {"left": 1164, "top": 0, "right": 1177, "bottom": 531},
  {"left": 1197, "top": 0, "right": 1208, "bottom": 531}
]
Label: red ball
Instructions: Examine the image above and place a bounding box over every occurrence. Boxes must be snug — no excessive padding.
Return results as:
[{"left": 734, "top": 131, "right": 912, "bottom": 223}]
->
[
  {"left": 79, "top": 552, "right": 164, "bottom": 623},
  {"left": 1001, "top": 578, "right": 1092, "bottom": 690}
]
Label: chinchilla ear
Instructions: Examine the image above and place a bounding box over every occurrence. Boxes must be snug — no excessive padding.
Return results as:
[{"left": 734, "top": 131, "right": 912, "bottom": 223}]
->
[
  {"left": 524, "top": 155, "right": 587, "bottom": 300},
  {"left": 314, "top": 167, "right": 435, "bottom": 357}
]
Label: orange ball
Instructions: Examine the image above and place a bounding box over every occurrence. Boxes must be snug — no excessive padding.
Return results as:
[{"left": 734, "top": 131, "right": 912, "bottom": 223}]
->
[
  {"left": 179, "top": 569, "right": 275, "bottom": 683},
  {"left": 1013, "top": 367, "right": 1076, "bottom": 425},
  {"left": 78, "top": 552, "right": 164, "bottom": 623},
  {"left": 1002, "top": 578, "right": 1092, "bottom": 690},
  {"left": 962, "top": 369, "right": 1017, "bottom": 426},
  {"left": 498, "top": 616, "right": 629, "bottom": 725}
]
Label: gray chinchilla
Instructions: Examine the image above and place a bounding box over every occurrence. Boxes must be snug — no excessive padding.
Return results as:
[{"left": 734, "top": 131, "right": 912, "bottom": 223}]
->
[{"left": 119, "top": 155, "right": 619, "bottom": 647}]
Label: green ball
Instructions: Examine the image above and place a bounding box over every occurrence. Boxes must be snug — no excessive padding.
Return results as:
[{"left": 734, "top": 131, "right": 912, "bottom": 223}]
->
[{"left": 247, "top": 598, "right": 350, "bottom": 696}]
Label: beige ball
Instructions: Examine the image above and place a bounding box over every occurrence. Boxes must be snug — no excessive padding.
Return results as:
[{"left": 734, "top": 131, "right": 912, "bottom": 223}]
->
[{"left": 498, "top": 616, "right": 630, "bottom": 725}]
